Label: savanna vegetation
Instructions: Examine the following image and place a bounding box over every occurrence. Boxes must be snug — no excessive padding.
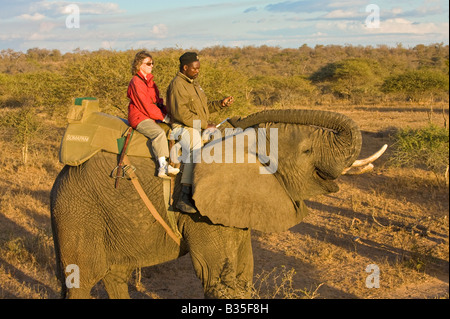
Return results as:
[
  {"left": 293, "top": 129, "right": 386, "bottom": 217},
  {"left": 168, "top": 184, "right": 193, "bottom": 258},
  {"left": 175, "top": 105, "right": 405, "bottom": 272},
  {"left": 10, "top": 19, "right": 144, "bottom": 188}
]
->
[
  {"left": 0, "top": 43, "right": 448, "bottom": 299},
  {"left": 1, "top": 43, "right": 448, "bottom": 116}
]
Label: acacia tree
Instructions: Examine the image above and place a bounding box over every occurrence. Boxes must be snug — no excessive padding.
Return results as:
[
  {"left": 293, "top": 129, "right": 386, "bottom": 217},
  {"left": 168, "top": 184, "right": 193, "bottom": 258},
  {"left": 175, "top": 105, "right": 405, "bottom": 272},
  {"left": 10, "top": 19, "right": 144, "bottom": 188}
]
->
[
  {"left": 64, "top": 50, "right": 134, "bottom": 117},
  {"left": 382, "top": 69, "right": 449, "bottom": 102},
  {"left": 311, "top": 58, "right": 383, "bottom": 103},
  {"left": 0, "top": 107, "right": 41, "bottom": 165}
]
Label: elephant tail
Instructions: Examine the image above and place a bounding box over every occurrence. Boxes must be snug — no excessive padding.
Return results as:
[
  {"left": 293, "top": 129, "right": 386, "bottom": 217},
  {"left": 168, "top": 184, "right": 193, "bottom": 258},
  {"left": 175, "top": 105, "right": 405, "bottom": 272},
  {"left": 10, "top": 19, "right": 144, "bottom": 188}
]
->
[{"left": 50, "top": 178, "right": 68, "bottom": 299}]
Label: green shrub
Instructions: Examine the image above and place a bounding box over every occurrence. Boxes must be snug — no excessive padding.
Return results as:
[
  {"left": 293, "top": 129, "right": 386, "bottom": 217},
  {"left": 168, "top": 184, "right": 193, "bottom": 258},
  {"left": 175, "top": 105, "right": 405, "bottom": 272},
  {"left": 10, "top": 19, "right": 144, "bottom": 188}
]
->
[
  {"left": 0, "top": 71, "right": 71, "bottom": 117},
  {"left": 63, "top": 50, "right": 134, "bottom": 117},
  {"left": 152, "top": 48, "right": 184, "bottom": 94},
  {"left": 382, "top": 69, "right": 449, "bottom": 101},
  {"left": 249, "top": 75, "right": 317, "bottom": 107},
  {"left": 0, "top": 45, "right": 448, "bottom": 119},
  {"left": 197, "top": 58, "right": 248, "bottom": 104},
  {"left": 389, "top": 124, "right": 449, "bottom": 174},
  {"left": 310, "top": 58, "right": 383, "bottom": 102},
  {"left": 0, "top": 106, "right": 42, "bottom": 165}
]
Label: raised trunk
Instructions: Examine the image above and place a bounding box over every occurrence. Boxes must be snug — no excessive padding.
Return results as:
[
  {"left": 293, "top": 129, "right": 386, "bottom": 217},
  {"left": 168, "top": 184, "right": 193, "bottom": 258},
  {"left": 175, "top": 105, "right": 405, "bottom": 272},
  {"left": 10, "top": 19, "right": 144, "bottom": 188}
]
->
[{"left": 228, "top": 109, "right": 362, "bottom": 178}]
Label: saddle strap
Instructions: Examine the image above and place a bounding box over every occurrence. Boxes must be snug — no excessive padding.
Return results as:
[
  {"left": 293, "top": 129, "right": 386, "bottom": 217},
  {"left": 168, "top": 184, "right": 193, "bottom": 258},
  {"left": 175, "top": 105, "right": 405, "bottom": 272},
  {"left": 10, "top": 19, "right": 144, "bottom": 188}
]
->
[{"left": 122, "top": 155, "right": 181, "bottom": 247}]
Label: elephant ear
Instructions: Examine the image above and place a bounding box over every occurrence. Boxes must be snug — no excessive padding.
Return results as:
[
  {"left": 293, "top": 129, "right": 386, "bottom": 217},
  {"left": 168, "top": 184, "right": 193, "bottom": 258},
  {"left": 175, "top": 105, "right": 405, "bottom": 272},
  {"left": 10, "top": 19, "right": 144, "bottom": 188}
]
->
[{"left": 192, "top": 132, "right": 309, "bottom": 233}]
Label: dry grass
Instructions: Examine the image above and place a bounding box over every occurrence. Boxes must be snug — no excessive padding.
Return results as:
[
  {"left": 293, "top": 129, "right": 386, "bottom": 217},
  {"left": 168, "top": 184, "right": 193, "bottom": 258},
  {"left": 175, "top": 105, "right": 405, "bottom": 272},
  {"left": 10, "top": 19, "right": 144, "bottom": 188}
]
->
[{"left": 0, "top": 102, "right": 448, "bottom": 299}]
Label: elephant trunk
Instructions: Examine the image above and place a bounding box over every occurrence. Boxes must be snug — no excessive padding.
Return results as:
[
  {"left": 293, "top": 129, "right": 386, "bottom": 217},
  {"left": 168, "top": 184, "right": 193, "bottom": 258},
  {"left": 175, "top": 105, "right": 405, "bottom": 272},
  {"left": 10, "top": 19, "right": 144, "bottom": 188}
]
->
[{"left": 228, "top": 109, "right": 362, "bottom": 178}]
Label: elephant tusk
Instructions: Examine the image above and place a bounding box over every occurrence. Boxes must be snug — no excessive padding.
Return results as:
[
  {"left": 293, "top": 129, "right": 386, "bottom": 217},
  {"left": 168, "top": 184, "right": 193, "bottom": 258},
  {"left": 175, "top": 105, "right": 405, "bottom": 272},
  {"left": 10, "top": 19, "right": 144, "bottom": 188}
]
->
[
  {"left": 342, "top": 144, "right": 388, "bottom": 175},
  {"left": 343, "top": 163, "right": 374, "bottom": 175},
  {"left": 350, "top": 144, "right": 388, "bottom": 168}
]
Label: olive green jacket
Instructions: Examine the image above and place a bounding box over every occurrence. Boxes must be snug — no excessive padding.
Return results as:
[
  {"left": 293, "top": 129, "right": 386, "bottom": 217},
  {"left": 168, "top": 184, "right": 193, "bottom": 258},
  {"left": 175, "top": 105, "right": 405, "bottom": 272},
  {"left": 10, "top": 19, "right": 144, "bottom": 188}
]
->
[{"left": 166, "top": 72, "right": 224, "bottom": 130}]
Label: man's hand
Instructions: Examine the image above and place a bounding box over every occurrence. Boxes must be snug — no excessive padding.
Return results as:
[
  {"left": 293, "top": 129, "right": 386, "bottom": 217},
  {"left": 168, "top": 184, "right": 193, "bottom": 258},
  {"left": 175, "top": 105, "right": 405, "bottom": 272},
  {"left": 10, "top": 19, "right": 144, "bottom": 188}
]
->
[
  {"left": 221, "top": 96, "right": 234, "bottom": 107},
  {"left": 202, "top": 124, "right": 217, "bottom": 142}
]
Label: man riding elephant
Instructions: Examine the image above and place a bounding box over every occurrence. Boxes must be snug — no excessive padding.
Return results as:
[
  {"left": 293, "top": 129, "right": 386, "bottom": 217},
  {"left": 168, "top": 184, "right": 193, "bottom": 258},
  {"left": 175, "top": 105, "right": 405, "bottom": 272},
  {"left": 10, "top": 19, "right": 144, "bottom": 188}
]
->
[{"left": 166, "top": 52, "right": 234, "bottom": 213}]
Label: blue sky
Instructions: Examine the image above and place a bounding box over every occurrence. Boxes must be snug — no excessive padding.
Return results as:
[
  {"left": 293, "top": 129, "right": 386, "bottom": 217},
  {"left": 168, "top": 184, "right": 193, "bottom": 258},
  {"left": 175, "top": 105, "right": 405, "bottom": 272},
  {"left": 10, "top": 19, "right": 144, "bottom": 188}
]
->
[{"left": 0, "top": 0, "right": 448, "bottom": 52}]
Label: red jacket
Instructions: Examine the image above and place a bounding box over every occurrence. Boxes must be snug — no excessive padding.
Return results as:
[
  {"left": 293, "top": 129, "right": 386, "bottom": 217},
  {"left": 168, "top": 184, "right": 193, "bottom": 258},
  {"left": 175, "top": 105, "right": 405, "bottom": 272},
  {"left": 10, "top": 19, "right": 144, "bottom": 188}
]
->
[{"left": 127, "top": 71, "right": 166, "bottom": 129}]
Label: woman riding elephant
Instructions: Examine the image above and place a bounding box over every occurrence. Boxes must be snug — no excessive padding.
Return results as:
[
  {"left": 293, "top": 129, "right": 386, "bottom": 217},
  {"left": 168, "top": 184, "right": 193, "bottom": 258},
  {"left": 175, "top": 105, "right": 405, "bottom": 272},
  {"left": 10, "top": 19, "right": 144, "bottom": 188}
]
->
[{"left": 127, "top": 50, "right": 179, "bottom": 179}]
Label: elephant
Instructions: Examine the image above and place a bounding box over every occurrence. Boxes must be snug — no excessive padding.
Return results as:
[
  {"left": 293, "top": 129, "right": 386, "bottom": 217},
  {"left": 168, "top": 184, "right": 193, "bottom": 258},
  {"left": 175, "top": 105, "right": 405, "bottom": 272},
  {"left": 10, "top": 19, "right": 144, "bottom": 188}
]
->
[{"left": 50, "top": 109, "right": 367, "bottom": 299}]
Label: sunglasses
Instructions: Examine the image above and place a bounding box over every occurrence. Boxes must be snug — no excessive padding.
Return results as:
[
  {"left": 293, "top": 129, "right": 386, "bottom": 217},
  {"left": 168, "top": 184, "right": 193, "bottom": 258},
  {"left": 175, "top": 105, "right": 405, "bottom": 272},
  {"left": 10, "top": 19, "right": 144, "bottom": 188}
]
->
[{"left": 144, "top": 61, "right": 154, "bottom": 66}]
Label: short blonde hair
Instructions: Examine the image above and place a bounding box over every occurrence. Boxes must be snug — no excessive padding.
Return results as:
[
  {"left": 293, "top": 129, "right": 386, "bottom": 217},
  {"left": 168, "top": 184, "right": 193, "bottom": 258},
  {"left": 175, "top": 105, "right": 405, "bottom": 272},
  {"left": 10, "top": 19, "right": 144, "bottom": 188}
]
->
[{"left": 131, "top": 50, "right": 153, "bottom": 75}]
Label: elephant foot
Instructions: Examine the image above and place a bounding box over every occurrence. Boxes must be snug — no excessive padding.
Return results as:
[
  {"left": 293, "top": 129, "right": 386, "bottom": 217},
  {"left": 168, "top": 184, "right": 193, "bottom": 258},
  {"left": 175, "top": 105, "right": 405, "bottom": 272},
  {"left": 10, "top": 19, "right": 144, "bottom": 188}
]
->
[
  {"left": 204, "top": 280, "right": 252, "bottom": 299},
  {"left": 102, "top": 265, "right": 133, "bottom": 299},
  {"left": 66, "top": 287, "right": 94, "bottom": 299}
]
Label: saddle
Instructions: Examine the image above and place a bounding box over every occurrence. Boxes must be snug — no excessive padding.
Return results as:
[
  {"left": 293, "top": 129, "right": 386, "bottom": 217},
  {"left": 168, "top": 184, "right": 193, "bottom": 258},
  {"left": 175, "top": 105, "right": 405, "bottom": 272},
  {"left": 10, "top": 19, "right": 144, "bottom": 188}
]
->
[{"left": 59, "top": 97, "right": 170, "bottom": 166}]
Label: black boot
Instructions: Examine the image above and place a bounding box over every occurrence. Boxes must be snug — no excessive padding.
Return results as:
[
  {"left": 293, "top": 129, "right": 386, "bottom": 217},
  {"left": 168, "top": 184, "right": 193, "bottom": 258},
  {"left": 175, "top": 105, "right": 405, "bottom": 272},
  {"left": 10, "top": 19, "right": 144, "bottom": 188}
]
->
[{"left": 176, "top": 185, "right": 197, "bottom": 214}]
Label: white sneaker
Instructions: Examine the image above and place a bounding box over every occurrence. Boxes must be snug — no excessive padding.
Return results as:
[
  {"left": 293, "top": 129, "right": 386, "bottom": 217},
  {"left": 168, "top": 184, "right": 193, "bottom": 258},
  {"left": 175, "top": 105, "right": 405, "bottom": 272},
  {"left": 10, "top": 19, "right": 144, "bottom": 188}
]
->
[
  {"left": 167, "top": 164, "right": 180, "bottom": 176},
  {"left": 158, "top": 166, "right": 169, "bottom": 178},
  {"left": 158, "top": 164, "right": 180, "bottom": 178}
]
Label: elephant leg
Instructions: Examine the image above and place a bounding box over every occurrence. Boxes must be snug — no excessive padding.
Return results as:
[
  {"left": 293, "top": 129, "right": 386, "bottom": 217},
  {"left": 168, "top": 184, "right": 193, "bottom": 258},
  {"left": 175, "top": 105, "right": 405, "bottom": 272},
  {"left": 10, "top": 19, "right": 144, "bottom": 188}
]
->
[
  {"left": 235, "top": 232, "right": 254, "bottom": 298},
  {"left": 102, "top": 265, "right": 133, "bottom": 299},
  {"left": 64, "top": 269, "right": 100, "bottom": 299},
  {"left": 183, "top": 215, "right": 253, "bottom": 298},
  {"left": 60, "top": 253, "right": 107, "bottom": 299}
]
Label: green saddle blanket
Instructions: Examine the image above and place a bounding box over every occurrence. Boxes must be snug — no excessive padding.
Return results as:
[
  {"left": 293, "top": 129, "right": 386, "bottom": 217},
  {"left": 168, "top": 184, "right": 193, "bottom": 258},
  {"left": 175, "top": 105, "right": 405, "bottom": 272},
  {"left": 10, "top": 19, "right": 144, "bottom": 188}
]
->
[
  {"left": 59, "top": 98, "right": 169, "bottom": 166},
  {"left": 59, "top": 111, "right": 157, "bottom": 166}
]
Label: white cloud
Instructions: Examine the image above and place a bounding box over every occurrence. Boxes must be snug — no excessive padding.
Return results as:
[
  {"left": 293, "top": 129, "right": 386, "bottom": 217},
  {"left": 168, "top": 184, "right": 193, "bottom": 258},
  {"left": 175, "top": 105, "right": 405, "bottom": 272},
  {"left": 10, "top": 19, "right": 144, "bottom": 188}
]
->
[
  {"left": 323, "top": 9, "right": 362, "bottom": 19},
  {"left": 376, "top": 18, "right": 448, "bottom": 35},
  {"left": 329, "top": 0, "right": 366, "bottom": 7},
  {"left": 39, "top": 21, "right": 57, "bottom": 32},
  {"left": 391, "top": 7, "right": 403, "bottom": 15},
  {"left": 19, "top": 13, "right": 46, "bottom": 21},
  {"left": 75, "top": 2, "right": 124, "bottom": 15},
  {"left": 101, "top": 40, "right": 115, "bottom": 49},
  {"left": 28, "top": 32, "right": 57, "bottom": 41},
  {"left": 315, "top": 17, "right": 448, "bottom": 38},
  {"left": 29, "top": 1, "right": 124, "bottom": 17},
  {"left": 151, "top": 24, "right": 169, "bottom": 39},
  {"left": 0, "top": 33, "right": 22, "bottom": 41},
  {"left": 266, "top": 0, "right": 366, "bottom": 13},
  {"left": 133, "top": 40, "right": 159, "bottom": 49}
]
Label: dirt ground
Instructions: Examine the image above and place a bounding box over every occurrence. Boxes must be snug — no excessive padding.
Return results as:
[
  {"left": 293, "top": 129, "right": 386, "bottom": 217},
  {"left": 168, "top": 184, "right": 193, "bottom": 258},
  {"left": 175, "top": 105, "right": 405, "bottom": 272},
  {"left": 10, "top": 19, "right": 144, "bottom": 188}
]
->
[{"left": 0, "top": 103, "right": 448, "bottom": 299}]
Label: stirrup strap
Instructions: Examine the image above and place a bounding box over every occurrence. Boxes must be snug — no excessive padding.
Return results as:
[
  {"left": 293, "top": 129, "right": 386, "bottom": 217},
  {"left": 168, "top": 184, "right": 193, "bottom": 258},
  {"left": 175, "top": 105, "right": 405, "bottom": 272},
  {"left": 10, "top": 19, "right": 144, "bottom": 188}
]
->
[
  {"left": 114, "top": 127, "right": 134, "bottom": 189},
  {"left": 122, "top": 155, "right": 181, "bottom": 246}
]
